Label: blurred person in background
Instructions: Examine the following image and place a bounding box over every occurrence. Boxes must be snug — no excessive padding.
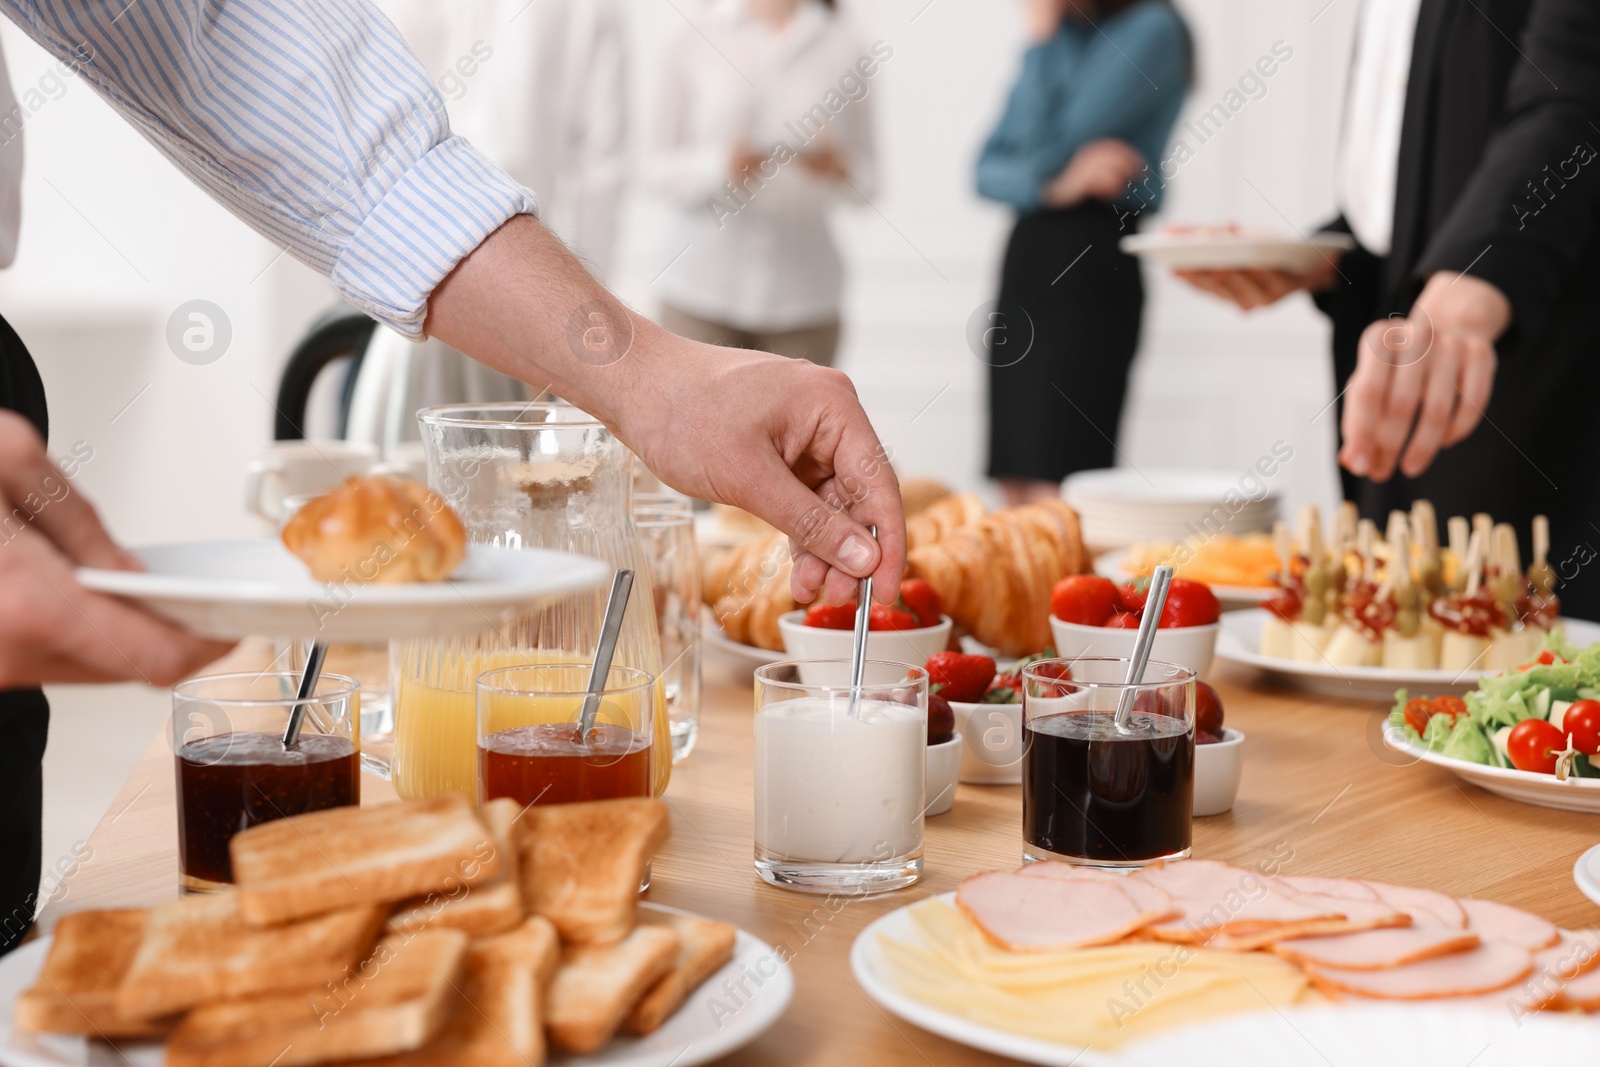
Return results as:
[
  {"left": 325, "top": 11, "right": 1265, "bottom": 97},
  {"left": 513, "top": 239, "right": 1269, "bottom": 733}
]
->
[
  {"left": 977, "top": 0, "right": 1190, "bottom": 507},
  {"left": 647, "top": 0, "right": 880, "bottom": 368},
  {"left": 370, "top": 0, "right": 630, "bottom": 420},
  {"left": 1174, "top": 0, "right": 1600, "bottom": 617}
]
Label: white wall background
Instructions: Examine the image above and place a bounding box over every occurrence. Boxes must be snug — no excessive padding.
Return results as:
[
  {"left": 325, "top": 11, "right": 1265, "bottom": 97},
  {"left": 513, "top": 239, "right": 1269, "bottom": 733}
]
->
[{"left": 16, "top": 0, "right": 1361, "bottom": 876}]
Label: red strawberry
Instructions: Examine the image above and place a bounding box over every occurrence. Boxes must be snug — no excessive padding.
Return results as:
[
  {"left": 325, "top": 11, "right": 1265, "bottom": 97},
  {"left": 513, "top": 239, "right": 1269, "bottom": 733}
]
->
[
  {"left": 803, "top": 603, "right": 858, "bottom": 629},
  {"left": 1105, "top": 611, "right": 1141, "bottom": 629},
  {"left": 899, "top": 579, "right": 945, "bottom": 628},
  {"left": 868, "top": 604, "right": 919, "bottom": 631},
  {"left": 924, "top": 651, "right": 997, "bottom": 703}
]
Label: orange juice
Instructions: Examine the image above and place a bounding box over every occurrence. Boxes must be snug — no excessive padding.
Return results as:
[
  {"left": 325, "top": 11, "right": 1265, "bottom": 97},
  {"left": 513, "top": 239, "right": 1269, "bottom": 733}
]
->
[{"left": 393, "top": 648, "right": 671, "bottom": 800}]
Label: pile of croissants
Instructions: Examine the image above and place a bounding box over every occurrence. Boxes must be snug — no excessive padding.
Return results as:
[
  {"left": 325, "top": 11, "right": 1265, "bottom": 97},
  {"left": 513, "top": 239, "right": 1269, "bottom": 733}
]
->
[{"left": 702, "top": 483, "right": 1088, "bottom": 656}]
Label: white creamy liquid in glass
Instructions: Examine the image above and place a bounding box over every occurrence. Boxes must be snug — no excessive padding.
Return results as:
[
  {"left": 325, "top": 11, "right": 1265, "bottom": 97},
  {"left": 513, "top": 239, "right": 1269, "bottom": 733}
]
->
[{"left": 755, "top": 697, "right": 925, "bottom": 864}]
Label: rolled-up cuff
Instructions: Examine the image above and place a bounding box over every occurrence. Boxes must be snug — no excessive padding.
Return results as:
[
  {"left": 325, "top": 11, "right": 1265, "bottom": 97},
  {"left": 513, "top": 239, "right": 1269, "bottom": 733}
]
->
[{"left": 330, "top": 136, "right": 539, "bottom": 340}]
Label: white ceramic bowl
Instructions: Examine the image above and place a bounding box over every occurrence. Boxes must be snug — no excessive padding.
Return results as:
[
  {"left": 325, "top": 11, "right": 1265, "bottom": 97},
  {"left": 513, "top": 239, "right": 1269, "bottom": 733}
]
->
[
  {"left": 1048, "top": 617, "right": 1221, "bottom": 678},
  {"left": 950, "top": 700, "right": 1024, "bottom": 784},
  {"left": 1193, "top": 727, "right": 1244, "bottom": 816},
  {"left": 777, "top": 610, "right": 953, "bottom": 668},
  {"left": 925, "top": 733, "right": 962, "bottom": 816}
]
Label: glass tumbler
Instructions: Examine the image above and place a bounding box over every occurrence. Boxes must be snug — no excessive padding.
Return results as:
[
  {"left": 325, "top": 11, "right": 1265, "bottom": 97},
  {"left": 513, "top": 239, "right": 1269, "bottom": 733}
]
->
[
  {"left": 633, "top": 495, "right": 701, "bottom": 761},
  {"left": 171, "top": 672, "right": 361, "bottom": 892},
  {"left": 1022, "top": 657, "right": 1195, "bottom": 868},
  {"left": 753, "top": 659, "right": 926, "bottom": 895},
  {"left": 476, "top": 664, "right": 655, "bottom": 807}
]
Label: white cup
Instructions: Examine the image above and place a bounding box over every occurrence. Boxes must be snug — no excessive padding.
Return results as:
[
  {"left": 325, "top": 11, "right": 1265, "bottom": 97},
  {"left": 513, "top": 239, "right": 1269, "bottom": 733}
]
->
[{"left": 243, "top": 440, "right": 379, "bottom": 525}]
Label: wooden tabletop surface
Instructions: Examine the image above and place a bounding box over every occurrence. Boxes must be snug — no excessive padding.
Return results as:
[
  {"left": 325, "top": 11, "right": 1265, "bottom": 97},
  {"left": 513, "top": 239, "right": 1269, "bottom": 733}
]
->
[{"left": 38, "top": 642, "right": 1600, "bottom": 1065}]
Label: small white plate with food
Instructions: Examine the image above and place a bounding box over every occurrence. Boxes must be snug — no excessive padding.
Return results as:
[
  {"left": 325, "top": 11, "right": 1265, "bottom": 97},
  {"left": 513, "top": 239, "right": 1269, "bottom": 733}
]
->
[
  {"left": 1383, "top": 731, "right": 1600, "bottom": 814},
  {"left": 1214, "top": 610, "right": 1600, "bottom": 701},
  {"left": 78, "top": 540, "right": 611, "bottom": 643},
  {"left": 75, "top": 475, "right": 611, "bottom": 642},
  {"left": 1574, "top": 844, "right": 1600, "bottom": 909},
  {"left": 1095, "top": 547, "right": 1273, "bottom": 610},
  {"left": 1120, "top": 227, "right": 1354, "bottom": 272},
  {"left": 700, "top": 610, "right": 786, "bottom": 667}
]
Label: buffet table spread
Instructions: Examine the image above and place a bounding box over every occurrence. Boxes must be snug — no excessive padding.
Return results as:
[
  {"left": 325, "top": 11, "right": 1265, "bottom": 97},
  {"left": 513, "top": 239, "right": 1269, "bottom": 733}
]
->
[{"left": 38, "top": 646, "right": 1600, "bottom": 1065}]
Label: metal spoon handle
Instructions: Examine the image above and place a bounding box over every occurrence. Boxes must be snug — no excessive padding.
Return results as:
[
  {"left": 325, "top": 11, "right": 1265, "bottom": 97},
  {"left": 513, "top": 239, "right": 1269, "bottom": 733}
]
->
[
  {"left": 281, "top": 640, "right": 327, "bottom": 748},
  {"left": 846, "top": 525, "right": 877, "bottom": 719},
  {"left": 578, "top": 569, "right": 634, "bottom": 736},
  {"left": 1114, "top": 565, "right": 1173, "bottom": 730}
]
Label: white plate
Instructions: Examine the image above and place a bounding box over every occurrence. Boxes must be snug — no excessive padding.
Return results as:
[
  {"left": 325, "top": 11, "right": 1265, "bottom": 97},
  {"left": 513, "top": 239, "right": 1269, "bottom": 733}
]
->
[
  {"left": 76, "top": 540, "right": 612, "bottom": 642},
  {"left": 1094, "top": 548, "right": 1271, "bottom": 610},
  {"left": 700, "top": 610, "right": 785, "bottom": 667},
  {"left": 851, "top": 893, "right": 1116, "bottom": 1067},
  {"left": 1215, "top": 610, "right": 1600, "bottom": 702},
  {"left": 1384, "top": 731, "right": 1600, "bottom": 814},
  {"left": 0, "top": 903, "right": 791, "bottom": 1067},
  {"left": 1574, "top": 843, "right": 1600, "bottom": 907},
  {"left": 1120, "top": 230, "right": 1356, "bottom": 272},
  {"left": 852, "top": 895, "right": 1597, "bottom": 1067}
]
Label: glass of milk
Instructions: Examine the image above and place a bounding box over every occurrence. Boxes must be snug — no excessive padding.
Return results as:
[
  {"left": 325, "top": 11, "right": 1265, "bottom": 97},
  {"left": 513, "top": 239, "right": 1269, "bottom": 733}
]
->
[{"left": 753, "top": 659, "right": 927, "bottom": 894}]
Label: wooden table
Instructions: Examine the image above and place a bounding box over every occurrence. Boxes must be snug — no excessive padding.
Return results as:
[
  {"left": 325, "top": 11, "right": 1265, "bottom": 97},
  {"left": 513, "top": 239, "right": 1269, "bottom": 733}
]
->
[{"left": 39, "top": 649, "right": 1600, "bottom": 1065}]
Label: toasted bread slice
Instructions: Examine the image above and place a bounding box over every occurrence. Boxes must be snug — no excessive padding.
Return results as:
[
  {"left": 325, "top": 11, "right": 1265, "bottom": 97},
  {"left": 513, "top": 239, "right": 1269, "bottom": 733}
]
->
[
  {"left": 544, "top": 924, "right": 679, "bottom": 1054},
  {"left": 386, "top": 799, "right": 524, "bottom": 939},
  {"left": 233, "top": 796, "right": 502, "bottom": 926},
  {"left": 322, "top": 918, "right": 559, "bottom": 1067},
  {"left": 115, "top": 891, "right": 384, "bottom": 1021},
  {"left": 13, "top": 909, "right": 171, "bottom": 1039},
  {"left": 166, "top": 929, "right": 467, "bottom": 1067},
  {"left": 624, "top": 912, "right": 738, "bottom": 1035},
  {"left": 517, "top": 798, "right": 669, "bottom": 945}
]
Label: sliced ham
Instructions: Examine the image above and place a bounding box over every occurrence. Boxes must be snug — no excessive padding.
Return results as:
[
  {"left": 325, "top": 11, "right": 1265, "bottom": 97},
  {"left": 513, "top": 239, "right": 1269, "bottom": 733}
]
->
[
  {"left": 1276, "top": 891, "right": 1408, "bottom": 929},
  {"left": 1304, "top": 941, "right": 1533, "bottom": 1000},
  {"left": 1361, "top": 880, "right": 1468, "bottom": 929},
  {"left": 955, "top": 870, "right": 1166, "bottom": 951},
  {"left": 1018, "top": 862, "right": 1176, "bottom": 920},
  {"left": 1536, "top": 930, "right": 1600, "bottom": 981},
  {"left": 1278, "top": 875, "right": 1379, "bottom": 901},
  {"left": 1459, "top": 898, "right": 1560, "bottom": 950},
  {"left": 1554, "top": 963, "right": 1600, "bottom": 1010},
  {"left": 1274, "top": 927, "right": 1479, "bottom": 970},
  {"left": 1136, "top": 860, "right": 1348, "bottom": 944}
]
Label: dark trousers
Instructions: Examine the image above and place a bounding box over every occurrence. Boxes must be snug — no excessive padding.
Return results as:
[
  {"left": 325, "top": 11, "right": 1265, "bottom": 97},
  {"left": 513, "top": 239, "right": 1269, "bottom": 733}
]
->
[
  {"left": 0, "top": 310, "right": 49, "bottom": 955},
  {"left": 986, "top": 203, "right": 1144, "bottom": 484}
]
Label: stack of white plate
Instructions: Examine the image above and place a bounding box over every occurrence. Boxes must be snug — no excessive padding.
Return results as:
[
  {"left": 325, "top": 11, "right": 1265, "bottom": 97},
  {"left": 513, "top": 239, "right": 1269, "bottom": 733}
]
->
[{"left": 1063, "top": 468, "right": 1279, "bottom": 550}]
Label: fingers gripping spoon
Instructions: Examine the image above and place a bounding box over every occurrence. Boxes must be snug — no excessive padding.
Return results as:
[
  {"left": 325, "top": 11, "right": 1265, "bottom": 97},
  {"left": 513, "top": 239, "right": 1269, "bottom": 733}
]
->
[{"left": 846, "top": 526, "right": 877, "bottom": 721}]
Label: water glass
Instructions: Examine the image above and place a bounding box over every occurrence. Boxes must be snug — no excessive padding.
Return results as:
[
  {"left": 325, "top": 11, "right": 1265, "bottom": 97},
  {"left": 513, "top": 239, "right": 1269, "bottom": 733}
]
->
[{"left": 633, "top": 494, "right": 701, "bottom": 761}]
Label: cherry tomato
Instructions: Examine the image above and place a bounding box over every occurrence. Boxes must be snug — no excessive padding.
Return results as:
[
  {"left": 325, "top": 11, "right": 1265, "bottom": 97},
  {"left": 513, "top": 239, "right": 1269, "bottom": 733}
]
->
[
  {"left": 1563, "top": 699, "right": 1600, "bottom": 756},
  {"left": 1431, "top": 695, "right": 1467, "bottom": 720},
  {"left": 1404, "top": 697, "right": 1434, "bottom": 736},
  {"left": 1508, "top": 718, "right": 1565, "bottom": 774},
  {"left": 1050, "top": 575, "right": 1118, "bottom": 626},
  {"left": 1105, "top": 612, "right": 1141, "bottom": 629},
  {"left": 1157, "top": 579, "right": 1221, "bottom": 628}
]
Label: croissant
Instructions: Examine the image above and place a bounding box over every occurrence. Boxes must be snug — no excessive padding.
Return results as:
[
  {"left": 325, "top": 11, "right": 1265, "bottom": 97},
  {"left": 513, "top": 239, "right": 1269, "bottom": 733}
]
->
[
  {"left": 703, "top": 532, "right": 796, "bottom": 650},
  {"left": 906, "top": 492, "right": 987, "bottom": 551},
  {"left": 283, "top": 475, "right": 467, "bottom": 583},
  {"left": 907, "top": 499, "right": 1086, "bottom": 656}
]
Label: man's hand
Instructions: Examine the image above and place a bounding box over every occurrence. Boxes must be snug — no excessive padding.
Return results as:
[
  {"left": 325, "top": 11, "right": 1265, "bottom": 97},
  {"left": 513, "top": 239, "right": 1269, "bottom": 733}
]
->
[
  {"left": 1174, "top": 257, "right": 1341, "bottom": 311},
  {"left": 0, "top": 413, "right": 232, "bottom": 689},
  {"left": 1340, "top": 272, "right": 1511, "bottom": 482},
  {"left": 424, "top": 216, "right": 906, "bottom": 608},
  {"left": 1022, "top": 0, "right": 1068, "bottom": 42},
  {"left": 1042, "top": 139, "right": 1145, "bottom": 209}
]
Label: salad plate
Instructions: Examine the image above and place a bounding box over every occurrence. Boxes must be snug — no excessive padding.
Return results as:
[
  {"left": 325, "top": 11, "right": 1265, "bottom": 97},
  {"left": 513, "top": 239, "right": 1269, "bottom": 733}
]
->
[
  {"left": 1574, "top": 843, "right": 1600, "bottom": 908},
  {"left": 1215, "top": 610, "right": 1600, "bottom": 701},
  {"left": 1382, "top": 730, "right": 1600, "bottom": 813}
]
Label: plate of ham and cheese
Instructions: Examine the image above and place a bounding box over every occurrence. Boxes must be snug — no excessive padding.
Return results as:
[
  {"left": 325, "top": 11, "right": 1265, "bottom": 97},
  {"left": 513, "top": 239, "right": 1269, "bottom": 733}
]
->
[{"left": 851, "top": 859, "right": 1600, "bottom": 1066}]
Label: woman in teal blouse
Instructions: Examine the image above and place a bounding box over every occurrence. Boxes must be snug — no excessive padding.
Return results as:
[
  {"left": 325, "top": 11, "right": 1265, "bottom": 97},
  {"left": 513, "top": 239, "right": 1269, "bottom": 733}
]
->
[{"left": 977, "top": 0, "right": 1190, "bottom": 504}]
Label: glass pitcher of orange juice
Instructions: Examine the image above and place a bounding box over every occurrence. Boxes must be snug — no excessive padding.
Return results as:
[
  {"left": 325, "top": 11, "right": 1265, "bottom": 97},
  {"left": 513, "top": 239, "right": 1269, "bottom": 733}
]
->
[{"left": 394, "top": 403, "right": 671, "bottom": 799}]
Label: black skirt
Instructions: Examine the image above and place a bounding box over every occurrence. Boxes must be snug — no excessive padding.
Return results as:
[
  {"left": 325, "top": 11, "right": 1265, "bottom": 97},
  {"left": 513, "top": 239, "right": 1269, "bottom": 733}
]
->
[
  {"left": 986, "top": 203, "right": 1145, "bottom": 483},
  {"left": 0, "top": 312, "right": 49, "bottom": 956}
]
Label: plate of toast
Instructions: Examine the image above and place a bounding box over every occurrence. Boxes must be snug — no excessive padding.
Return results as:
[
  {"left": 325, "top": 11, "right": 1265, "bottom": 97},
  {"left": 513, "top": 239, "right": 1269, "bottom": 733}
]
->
[{"left": 1, "top": 796, "right": 792, "bottom": 1067}]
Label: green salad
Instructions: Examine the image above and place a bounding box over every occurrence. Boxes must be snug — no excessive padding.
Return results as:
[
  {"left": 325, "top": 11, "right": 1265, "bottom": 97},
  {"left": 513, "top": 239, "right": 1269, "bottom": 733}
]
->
[{"left": 1387, "top": 632, "right": 1600, "bottom": 776}]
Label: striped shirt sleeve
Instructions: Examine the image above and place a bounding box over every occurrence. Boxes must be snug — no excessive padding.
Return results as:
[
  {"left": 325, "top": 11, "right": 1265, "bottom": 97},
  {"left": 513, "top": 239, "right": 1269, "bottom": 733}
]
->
[{"left": 0, "top": 0, "right": 538, "bottom": 338}]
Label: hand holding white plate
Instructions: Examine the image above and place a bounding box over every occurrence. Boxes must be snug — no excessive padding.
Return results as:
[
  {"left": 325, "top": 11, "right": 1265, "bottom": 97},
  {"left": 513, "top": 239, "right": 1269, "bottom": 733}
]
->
[{"left": 76, "top": 540, "right": 612, "bottom": 643}]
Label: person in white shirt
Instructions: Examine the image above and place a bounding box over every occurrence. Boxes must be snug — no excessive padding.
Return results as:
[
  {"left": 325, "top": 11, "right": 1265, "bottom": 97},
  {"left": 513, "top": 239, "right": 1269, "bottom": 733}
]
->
[{"left": 647, "top": 0, "right": 883, "bottom": 368}]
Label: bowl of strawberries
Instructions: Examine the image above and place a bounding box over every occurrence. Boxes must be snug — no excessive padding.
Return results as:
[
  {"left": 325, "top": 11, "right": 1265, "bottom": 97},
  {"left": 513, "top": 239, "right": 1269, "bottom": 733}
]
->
[
  {"left": 777, "top": 579, "right": 953, "bottom": 666},
  {"left": 924, "top": 650, "right": 1068, "bottom": 785},
  {"left": 1047, "top": 574, "right": 1222, "bottom": 678}
]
